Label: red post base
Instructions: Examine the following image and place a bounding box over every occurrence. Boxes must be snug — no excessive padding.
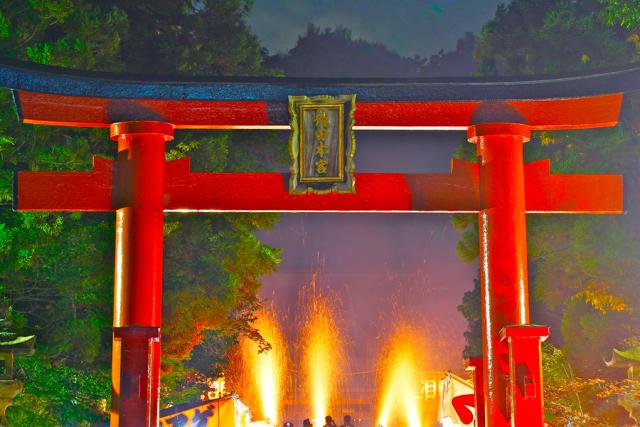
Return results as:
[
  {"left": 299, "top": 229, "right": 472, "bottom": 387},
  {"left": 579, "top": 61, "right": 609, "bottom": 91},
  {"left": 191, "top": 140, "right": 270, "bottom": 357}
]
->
[
  {"left": 113, "top": 327, "right": 161, "bottom": 425},
  {"left": 110, "top": 121, "right": 174, "bottom": 427},
  {"left": 500, "top": 325, "right": 549, "bottom": 427}
]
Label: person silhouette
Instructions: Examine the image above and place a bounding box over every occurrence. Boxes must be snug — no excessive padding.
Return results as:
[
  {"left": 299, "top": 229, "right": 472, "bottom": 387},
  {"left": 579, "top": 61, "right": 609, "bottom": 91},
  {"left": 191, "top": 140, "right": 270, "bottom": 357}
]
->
[
  {"left": 303, "top": 419, "right": 313, "bottom": 427},
  {"left": 340, "top": 415, "right": 354, "bottom": 427},
  {"left": 323, "top": 416, "right": 337, "bottom": 427}
]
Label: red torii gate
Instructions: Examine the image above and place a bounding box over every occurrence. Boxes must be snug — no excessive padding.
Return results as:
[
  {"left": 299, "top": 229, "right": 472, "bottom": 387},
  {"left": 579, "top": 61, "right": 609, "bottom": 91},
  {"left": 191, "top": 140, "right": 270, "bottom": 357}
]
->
[{"left": 1, "top": 58, "right": 634, "bottom": 427}]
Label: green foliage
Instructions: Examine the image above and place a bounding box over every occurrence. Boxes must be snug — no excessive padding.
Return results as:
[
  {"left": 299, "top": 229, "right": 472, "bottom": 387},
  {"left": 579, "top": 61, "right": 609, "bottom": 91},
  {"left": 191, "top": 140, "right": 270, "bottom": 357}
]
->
[
  {"left": 525, "top": 127, "right": 635, "bottom": 174},
  {"left": 162, "top": 213, "right": 281, "bottom": 362},
  {"left": 0, "top": 208, "right": 115, "bottom": 370},
  {"left": 542, "top": 343, "right": 638, "bottom": 426},
  {"left": 449, "top": 145, "right": 480, "bottom": 264},
  {"left": 456, "top": 276, "right": 482, "bottom": 358},
  {"left": 0, "top": 1, "right": 127, "bottom": 70},
  {"left": 542, "top": 343, "right": 592, "bottom": 425},
  {"left": 474, "top": 0, "right": 635, "bottom": 75},
  {"left": 451, "top": 213, "right": 478, "bottom": 264},
  {"left": 161, "top": 330, "right": 237, "bottom": 406},
  {"left": 455, "top": 226, "right": 479, "bottom": 264},
  {"left": 266, "top": 24, "right": 424, "bottom": 78},
  {"left": 107, "top": 0, "right": 272, "bottom": 76},
  {"left": 0, "top": 0, "right": 285, "bottom": 423},
  {"left": 186, "top": 330, "right": 236, "bottom": 378},
  {"left": 7, "top": 356, "right": 111, "bottom": 426},
  {"left": 601, "top": 0, "right": 640, "bottom": 30},
  {"left": 159, "top": 129, "right": 285, "bottom": 371},
  {"left": 0, "top": 12, "right": 9, "bottom": 39},
  {"left": 160, "top": 358, "right": 202, "bottom": 407},
  {"left": 455, "top": 2, "right": 640, "bottom": 407}
]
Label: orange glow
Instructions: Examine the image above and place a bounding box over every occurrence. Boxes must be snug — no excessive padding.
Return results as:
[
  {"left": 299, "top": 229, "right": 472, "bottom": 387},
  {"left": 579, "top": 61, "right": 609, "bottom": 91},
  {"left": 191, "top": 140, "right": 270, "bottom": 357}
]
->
[
  {"left": 299, "top": 278, "right": 345, "bottom": 423},
  {"left": 235, "top": 308, "right": 289, "bottom": 425},
  {"left": 376, "top": 323, "right": 429, "bottom": 427}
]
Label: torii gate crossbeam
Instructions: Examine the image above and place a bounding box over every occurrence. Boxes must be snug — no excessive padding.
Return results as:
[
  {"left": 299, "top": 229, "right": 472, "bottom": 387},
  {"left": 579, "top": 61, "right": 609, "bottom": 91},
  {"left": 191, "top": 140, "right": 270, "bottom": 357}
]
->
[{"left": 1, "top": 58, "right": 634, "bottom": 427}]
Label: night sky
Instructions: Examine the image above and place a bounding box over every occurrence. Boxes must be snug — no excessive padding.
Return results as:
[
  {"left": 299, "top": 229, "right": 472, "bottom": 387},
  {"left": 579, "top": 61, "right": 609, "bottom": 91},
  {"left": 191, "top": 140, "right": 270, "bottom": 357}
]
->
[
  {"left": 250, "top": 0, "right": 507, "bottom": 398},
  {"left": 248, "top": 0, "right": 507, "bottom": 57}
]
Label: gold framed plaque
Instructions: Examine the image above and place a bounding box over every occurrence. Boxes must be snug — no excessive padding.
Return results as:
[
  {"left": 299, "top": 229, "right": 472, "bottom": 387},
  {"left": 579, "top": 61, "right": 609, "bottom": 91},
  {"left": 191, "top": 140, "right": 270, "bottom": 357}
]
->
[{"left": 289, "top": 94, "right": 356, "bottom": 194}]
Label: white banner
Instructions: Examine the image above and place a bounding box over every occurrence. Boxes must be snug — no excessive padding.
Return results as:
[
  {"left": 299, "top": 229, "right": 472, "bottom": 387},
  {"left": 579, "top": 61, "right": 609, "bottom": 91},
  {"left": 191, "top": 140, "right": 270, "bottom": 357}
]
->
[{"left": 438, "top": 372, "right": 476, "bottom": 427}]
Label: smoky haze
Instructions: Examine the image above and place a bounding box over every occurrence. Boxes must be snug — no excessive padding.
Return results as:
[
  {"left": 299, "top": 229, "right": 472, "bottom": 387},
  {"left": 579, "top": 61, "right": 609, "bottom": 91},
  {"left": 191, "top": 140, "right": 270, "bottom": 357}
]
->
[
  {"left": 257, "top": 131, "right": 478, "bottom": 371},
  {"left": 254, "top": 24, "right": 481, "bottom": 408}
]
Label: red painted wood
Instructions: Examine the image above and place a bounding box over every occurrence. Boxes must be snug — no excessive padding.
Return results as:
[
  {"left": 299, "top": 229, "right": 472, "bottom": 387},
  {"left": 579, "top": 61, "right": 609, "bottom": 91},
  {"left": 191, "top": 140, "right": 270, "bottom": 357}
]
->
[
  {"left": 16, "top": 90, "right": 622, "bottom": 130},
  {"left": 166, "top": 163, "right": 408, "bottom": 212},
  {"left": 470, "top": 123, "right": 531, "bottom": 427},
  {"left": 16, "top": 156, "right": 114, "bottom": 211},
  {"left": 16, "top": 91, "right": 272, "bottom": 129},
  {"left": 110, "top": 121, "right": 173, "bottom": 427},
  {"left": 506, "top": 96, "right": 622, "bottom": 130},
  {"left": 141, "top": 99, "right": 270, "bottom": 128},
  {"left": 524, "top": 160, "right": 623, "bottom": 213},
  {"left": 500, "top": 326, "right": 550, "bottom": 427},
  {"left": 13, "top": 122, "right": 624, "bottom": 427},
  {"left": 15, "top": 158, "right": 623, "bottom": 213},
  {"left": 6, "top": 60, "right": 628, "bottom": 427},
  {"left": 355, "top": 102, "right": 479, "bottom": 128},
  {"left": 113, "top": 327, "right": 160, "bottom": 427},
  {"left": 403, "top": 159, "right": 479, "bottom": 211}
]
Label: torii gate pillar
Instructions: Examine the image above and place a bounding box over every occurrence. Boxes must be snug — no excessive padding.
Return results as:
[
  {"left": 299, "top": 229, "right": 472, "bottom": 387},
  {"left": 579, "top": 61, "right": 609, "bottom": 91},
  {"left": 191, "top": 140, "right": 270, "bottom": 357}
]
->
[
  {"left": 3, "top": 59, "right": 630, "bottom": 427},
  {"left": 109, "top": 121, "right": 174, "bottom": 427},
  {"left": 469, "top": 123, "right": 541, "bottom": 427}
]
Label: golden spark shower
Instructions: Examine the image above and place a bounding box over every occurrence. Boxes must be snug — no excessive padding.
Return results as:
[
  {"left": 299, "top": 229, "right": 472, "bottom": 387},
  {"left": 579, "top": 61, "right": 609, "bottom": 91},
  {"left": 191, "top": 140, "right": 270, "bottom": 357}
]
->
[
  {"left": 232, "top": 308, "right": 289, "bottom": 425},
  {"left": 376, "top": 322, "right": 430, "bottom": 427},
  {"left": 298, "top": 276, "right": 346, "bottom": 424}
]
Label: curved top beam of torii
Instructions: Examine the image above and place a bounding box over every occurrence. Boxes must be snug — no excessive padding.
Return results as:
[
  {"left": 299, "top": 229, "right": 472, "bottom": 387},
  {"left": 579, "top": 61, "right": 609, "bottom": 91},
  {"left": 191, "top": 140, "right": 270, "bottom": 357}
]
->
[
  {"left": 1, "top": 57, "right": 639, "bottom": 130},
  {"left": 3, "top": 57, "right": 627, "bottom": 214}
]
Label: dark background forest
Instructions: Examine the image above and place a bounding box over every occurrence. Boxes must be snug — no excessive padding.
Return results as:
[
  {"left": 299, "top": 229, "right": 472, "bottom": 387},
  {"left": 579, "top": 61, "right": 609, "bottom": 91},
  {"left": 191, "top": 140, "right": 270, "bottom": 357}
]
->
[{"left": 0, "top": 0, "right": 639, "bottom": 425}]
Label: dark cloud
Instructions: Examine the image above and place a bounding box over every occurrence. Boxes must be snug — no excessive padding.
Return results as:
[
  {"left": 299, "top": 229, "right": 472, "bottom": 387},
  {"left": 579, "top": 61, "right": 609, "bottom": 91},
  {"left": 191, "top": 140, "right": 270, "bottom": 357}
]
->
[{"left": 247, "top": 0, "right": 507, "bottom": 57}]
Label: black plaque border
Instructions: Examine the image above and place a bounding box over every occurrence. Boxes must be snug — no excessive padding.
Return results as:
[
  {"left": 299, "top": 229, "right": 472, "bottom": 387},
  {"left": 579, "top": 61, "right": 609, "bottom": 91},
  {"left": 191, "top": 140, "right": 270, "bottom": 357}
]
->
[{"left": 288, "top": 94, "right": 356, "bottom": 194}]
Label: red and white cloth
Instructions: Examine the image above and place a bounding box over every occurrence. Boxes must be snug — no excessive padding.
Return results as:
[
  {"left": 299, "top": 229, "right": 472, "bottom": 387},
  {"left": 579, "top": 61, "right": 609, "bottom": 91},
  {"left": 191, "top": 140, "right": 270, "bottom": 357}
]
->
[{"left": 438, "top": 372, "right": 476, "bottom": 427}]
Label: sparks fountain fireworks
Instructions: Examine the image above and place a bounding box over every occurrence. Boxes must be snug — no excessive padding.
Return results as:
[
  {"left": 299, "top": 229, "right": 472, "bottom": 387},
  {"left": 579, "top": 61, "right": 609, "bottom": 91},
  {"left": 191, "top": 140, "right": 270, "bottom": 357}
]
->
[
  {"left": 298, "top": 277, "right": 346, "bottom": 424},
  {"left": 376, "top": 323, "right": 430, "bottom": 427},
  {"left": 234, "top": 308, "right": 289, "bottom": 425}
]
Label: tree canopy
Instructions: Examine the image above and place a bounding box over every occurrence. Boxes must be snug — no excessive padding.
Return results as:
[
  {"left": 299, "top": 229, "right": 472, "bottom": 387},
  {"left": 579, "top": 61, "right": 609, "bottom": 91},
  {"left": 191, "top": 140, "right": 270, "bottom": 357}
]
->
[
  {"left": 266, "top": 24, "right": 477, "bottom": 78},
  {"left": 266, "top": 24, "right": 424, "bottom": 78},
  {"left": 1, "top": 0, "right": 638, "bottom": 425},
  {"left": 454, "top": 0, "right": 640, "bottom": 424},
  {"left": 0, "top": 0, "right": 283, "bottom": 424}
]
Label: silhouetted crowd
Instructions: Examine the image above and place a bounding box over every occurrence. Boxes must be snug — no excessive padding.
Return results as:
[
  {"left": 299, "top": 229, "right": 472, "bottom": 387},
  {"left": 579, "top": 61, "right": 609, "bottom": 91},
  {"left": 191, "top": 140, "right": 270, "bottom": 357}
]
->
[{"left": 285, "top": 414, "right": 355, "bottom": 427}]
